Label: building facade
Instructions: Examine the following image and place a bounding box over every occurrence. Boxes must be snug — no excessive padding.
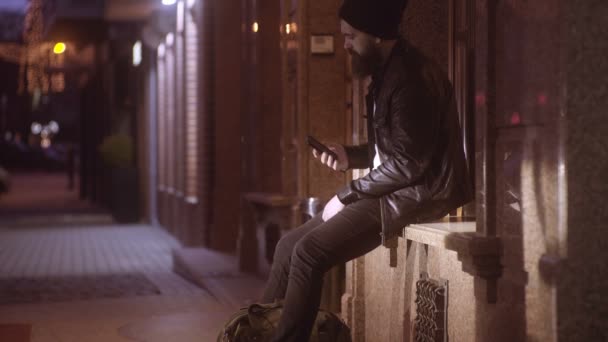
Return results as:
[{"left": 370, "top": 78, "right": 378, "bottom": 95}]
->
[{"left": 134, "top": 0, "right": 606, "bottom": 340}]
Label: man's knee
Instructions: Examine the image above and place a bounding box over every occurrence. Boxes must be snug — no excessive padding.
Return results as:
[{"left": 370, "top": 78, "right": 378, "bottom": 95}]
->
[
  {"left": 273, "top": 234, "right": 296, "bottom": 266},
  {"left": 292, "top": 236, "right": 328, "bottom": 272}
]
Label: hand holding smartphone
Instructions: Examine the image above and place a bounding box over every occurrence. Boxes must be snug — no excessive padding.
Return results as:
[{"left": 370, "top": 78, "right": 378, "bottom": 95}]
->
[{"left": 307, "top": 135, "right": 338, "bottom": 160}]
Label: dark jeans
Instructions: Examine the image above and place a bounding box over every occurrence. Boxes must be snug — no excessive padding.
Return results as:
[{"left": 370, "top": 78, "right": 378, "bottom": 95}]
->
[{"left": 261, "top": 198, "right": 382, "bottom": 342}]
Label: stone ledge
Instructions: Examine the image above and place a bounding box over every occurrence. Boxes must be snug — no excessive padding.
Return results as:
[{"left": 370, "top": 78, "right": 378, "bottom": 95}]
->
[
  {"left": 404, "top": 221, "right": 476, "bottom": 247},
  {"left": 403, "top": 222, "right": 503, "bottom": 303}
]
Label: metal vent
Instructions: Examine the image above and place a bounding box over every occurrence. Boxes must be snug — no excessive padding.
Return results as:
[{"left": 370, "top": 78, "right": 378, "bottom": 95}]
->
[{"left": 413, "top": 273, "right": 448, "bottom": 342}]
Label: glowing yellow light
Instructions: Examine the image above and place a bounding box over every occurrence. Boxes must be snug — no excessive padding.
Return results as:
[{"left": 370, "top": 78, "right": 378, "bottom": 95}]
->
[
  {"left": 252, "top": 22, "right": 259, "bottom": 33},
  {"left": 53, "top": 42, "right": 66, "bottom": 54},
  {"left": 285, "top": 23, "right": 290, "bottom": 34}
]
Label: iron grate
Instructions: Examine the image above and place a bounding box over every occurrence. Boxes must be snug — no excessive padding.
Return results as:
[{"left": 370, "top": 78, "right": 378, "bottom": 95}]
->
[{"left": 413, "top": 273, "right": 448, "bottom": 342}]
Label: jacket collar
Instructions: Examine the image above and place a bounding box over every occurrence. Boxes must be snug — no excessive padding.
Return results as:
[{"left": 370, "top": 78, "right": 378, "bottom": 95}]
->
[{"left": 368, "top": 38, "right": 409, "bottom": 95}]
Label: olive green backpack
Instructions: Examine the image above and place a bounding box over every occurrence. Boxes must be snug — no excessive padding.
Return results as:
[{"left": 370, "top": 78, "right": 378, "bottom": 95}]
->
[{"left": 217, "top": 300, "right": 352, "bottom": 342}]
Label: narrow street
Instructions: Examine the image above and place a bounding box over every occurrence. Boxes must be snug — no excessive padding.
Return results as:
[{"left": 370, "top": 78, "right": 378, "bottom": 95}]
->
[{"left": 0, "top": 220, "right": 264, "bottom": 341}]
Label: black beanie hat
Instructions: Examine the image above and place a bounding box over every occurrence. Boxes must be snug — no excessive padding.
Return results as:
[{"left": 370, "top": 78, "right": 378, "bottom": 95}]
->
[{"left": 339, "top": 0, "right": 407, "bottom": 40}]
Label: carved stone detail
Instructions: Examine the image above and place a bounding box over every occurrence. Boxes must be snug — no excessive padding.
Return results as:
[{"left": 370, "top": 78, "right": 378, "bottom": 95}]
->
[{"left": 444, "top": 232, "right": 502, "bottom": 303}]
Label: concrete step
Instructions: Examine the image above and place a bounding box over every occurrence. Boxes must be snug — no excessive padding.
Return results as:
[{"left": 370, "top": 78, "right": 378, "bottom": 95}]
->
[{"left": 172, "top": 247, "right": 267, "bottom": 310}]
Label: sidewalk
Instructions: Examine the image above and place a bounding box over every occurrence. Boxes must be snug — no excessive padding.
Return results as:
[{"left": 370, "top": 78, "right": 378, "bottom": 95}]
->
[
  {"left": 0, "top": 172, "right": 101, "bottom": 217},
  {"left": 0, "top": 221, "right": 265, "bottom": 342}
]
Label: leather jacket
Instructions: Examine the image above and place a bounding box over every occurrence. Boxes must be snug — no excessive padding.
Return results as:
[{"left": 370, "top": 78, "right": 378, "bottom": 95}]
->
[{"left": 337, "top": 39, "right": 473, "bottom": 239}]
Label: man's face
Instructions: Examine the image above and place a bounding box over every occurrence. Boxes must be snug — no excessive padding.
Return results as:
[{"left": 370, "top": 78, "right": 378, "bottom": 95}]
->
[{"left": 340, "top": 20, "right": 382, "bottom": 78}]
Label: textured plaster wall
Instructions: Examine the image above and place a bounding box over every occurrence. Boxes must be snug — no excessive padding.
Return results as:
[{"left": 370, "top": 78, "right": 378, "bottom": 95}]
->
[
  {"left": 492, "top": 0, "right": 565, "bottom": 341},
  {"left": 558, "top": 0, "right": 608, "bottom": 340},
  {"left": 401, "top": 0, "right": 449, "bottom": 70}
]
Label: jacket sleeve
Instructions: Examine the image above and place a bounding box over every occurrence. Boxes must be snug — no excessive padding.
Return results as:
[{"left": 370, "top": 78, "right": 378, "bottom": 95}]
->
[
  {"left": 344, "top": 144, "right": 370, "bottom": 170},
  {"left": 337, "top": 84, "right": 440, "bottom": 204}
]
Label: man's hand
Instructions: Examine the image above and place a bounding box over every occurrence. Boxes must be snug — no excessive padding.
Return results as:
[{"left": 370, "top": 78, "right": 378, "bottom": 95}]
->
[
  {"left": 322, "top": 195, "right": 345, "bottom": 222},
  {"left": 312, "top": 143, "right": 348, "bottom": 171}
]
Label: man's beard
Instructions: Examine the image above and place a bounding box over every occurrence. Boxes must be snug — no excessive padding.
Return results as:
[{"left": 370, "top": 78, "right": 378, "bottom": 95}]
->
[{"left": 351, "top": 47, "right": 383, "bottom": 79}]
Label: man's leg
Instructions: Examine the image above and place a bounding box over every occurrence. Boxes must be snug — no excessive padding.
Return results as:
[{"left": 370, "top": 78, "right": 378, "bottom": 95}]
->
[
  {"left": 272, "top": 199, "right": 381, "bottom": 342},
  {"left": 261, "top": 214, "right": 325, "bottom": 303}
]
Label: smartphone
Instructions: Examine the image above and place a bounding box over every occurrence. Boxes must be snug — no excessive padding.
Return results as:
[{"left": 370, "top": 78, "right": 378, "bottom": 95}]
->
[{"left": 307, "top": 135, "right": 338, "bottom": 160}]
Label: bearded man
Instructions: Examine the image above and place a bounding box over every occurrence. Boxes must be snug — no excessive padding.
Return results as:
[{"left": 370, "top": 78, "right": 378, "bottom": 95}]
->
[{"left": 260, "top": 0, "right": 472, "bottom": 340}]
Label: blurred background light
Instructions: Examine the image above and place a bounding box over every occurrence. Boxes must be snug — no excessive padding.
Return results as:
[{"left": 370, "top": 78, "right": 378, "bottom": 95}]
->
[
  {"left": 53, "top": 42, "right": 66, "bottom": 54},
  {"left": 31, "top": 122, "right": 42, "bottom": 135},
  {"left": 48, "top": 121, "right": 60, "bottom": 134},
  {"left": 166, "top": 33, "right": 174, "bottom": 46},
  {"left": 133, "top": 41, "right": 142, "bottom": 66}
]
